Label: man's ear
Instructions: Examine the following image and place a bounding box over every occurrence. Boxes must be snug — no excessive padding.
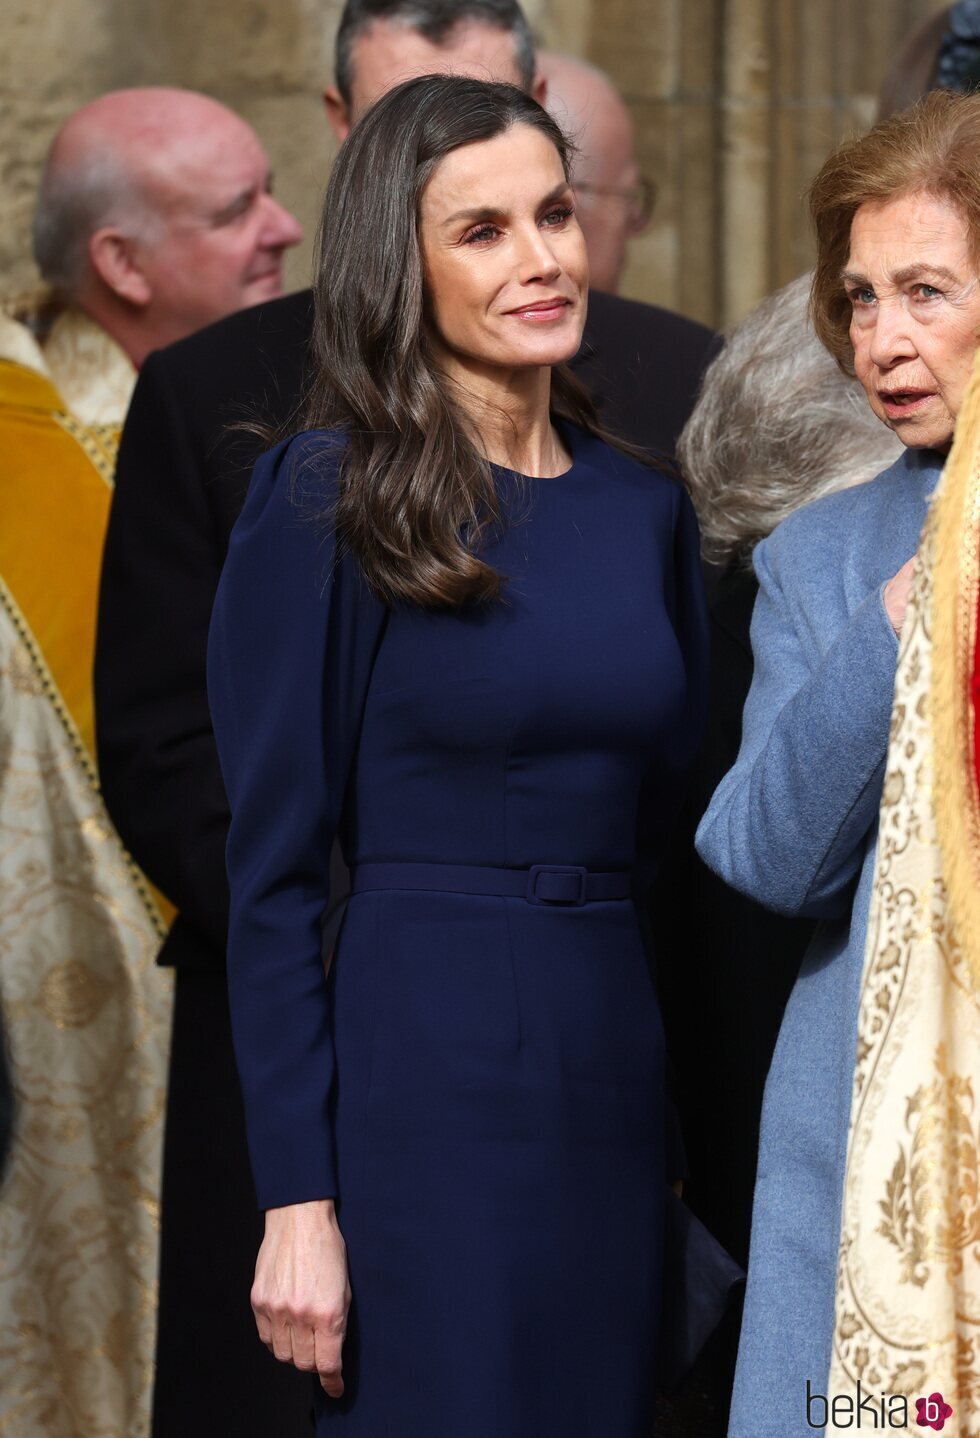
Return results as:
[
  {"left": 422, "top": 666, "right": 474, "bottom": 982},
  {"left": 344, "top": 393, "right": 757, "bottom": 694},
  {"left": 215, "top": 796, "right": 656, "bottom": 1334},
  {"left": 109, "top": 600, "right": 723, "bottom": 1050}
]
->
[
  {"left": 531, "top": 72, "right": 547, "bottom": 105},
  {"left": 88, "top": 228, "right": 152, "bottom": 307},
  {"left": 323, "top": 86, "right": 353, "bottom": 142}
]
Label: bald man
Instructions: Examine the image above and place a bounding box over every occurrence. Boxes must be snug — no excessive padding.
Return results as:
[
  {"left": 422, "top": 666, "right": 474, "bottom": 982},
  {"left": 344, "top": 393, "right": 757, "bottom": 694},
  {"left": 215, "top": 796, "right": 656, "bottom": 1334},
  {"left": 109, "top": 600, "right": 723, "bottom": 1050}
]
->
[
  {"left": 28, "top": 87, "right": 301, "bottom": 393},
  {"left": 0, "top": 90, "right": 300, "bottom": 1438},
  {"left": 540, "top": 50, "right": 647, "bottom": 294}
]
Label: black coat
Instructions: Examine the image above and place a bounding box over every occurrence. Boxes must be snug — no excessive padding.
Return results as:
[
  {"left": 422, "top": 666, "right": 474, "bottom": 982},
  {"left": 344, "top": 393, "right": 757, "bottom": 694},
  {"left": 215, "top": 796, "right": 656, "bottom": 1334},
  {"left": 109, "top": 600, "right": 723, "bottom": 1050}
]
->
[
  {"left": 651, "top": 566, "right": 815, "bottom": 1436},
  {"left": 95, "top": 286, "right": 719, "bottom": 973},
  {"left": 655, "top": 565, "right": 814, "bottom": 1268}
]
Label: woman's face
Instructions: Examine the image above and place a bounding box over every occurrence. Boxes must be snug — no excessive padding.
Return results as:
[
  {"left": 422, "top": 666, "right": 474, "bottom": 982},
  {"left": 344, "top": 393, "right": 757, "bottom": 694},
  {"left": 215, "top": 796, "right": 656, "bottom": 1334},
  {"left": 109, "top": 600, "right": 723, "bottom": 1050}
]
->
[
  {"left": 419, "top": 123, "right": 588, "bottom": 388},
  {"left": 845, "top": 190, "right": 980, "bottom": 451}
]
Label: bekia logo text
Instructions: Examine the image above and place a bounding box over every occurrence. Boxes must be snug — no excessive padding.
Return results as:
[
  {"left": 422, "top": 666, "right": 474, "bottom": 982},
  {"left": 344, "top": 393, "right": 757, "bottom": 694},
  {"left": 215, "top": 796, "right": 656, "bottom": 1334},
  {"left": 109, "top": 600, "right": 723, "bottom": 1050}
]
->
[{"left": 806, "top": 1381, "right": 953, "bottom": 1430}]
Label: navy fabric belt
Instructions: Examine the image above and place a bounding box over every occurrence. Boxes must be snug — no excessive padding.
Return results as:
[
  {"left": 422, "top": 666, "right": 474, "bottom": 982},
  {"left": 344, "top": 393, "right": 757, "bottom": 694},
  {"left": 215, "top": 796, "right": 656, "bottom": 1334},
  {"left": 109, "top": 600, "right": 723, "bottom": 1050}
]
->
[{"left": 350, "top": 861, "right": 631, "bottom": 907}]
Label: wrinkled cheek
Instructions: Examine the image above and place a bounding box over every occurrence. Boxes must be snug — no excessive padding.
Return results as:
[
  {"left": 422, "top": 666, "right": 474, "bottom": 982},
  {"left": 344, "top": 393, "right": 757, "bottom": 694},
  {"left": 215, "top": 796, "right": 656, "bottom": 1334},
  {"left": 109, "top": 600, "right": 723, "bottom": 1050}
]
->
[
  {"left": 943, "top": 369, "right": 972, "bottom": 422},
  {"left": 853, "top": 359, "right": 877, "bottom": 411}
]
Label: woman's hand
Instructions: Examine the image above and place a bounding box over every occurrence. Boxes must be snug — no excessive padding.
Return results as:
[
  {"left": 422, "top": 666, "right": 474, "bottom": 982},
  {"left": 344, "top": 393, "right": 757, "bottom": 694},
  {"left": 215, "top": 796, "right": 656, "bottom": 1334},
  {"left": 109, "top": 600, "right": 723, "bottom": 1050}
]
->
[
  {"left": 251, "top": 1198, "right": 351, "bottom": 1397},
  {"left": 883, "top": 557, "right": 917, "bottom": 636}
]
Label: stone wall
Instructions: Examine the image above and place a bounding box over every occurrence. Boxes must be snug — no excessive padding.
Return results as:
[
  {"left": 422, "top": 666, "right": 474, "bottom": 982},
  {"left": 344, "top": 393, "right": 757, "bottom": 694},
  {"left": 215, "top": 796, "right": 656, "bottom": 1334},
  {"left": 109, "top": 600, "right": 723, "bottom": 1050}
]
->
[
  {"left": 0, "top": 0, "right": 950, "bottom": 328},
  {"left": 605, "top": 0, "right": 950, "bottom": 324}
]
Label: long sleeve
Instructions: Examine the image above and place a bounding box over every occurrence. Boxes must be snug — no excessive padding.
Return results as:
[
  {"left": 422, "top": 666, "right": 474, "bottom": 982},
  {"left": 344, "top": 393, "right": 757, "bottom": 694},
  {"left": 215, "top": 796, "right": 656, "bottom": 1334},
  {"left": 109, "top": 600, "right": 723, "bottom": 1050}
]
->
[
  {"left": 635, "top": 485, "right": 709, "bottom": 888},
  {"left": 95, "top": 353, "right": 232, "bottom": 959},
  {"left": 668, "top": 486, "right": 710, "bottom": 756},
  {"left": 695, "top": 522, "right": 899, "bottom": 920},
  {"left": 640, "top": 485, "right": 709, "bottom": 1184},
  {"left": 207, "top": 434, "right": 386, "bottom": 1209}
]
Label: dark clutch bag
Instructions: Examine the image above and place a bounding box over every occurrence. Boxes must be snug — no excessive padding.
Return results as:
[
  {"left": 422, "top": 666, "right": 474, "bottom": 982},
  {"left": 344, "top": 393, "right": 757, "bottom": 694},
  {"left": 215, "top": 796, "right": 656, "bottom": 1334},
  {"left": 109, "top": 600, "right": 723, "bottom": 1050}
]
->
[{"left": 658, "top": 1187, "right": 746, "bottom": 1395}]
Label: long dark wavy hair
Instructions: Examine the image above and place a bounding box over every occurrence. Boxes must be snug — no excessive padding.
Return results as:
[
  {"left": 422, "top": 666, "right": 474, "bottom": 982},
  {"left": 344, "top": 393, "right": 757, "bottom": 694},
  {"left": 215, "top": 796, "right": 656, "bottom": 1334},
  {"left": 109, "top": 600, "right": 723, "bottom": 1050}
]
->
[{"left": 303, "top": 74, "right": 623, "bottom": 609}]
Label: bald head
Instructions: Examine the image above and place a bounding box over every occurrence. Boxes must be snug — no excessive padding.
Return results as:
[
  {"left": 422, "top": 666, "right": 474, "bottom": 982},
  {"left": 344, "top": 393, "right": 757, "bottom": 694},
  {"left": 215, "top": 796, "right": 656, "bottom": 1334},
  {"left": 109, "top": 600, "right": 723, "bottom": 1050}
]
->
[
  {"left": 539, "top": 52, "right": 643, "bottom": 293},
  {"left": 34, "top": 88, "right": 302, "bottom": 363}
]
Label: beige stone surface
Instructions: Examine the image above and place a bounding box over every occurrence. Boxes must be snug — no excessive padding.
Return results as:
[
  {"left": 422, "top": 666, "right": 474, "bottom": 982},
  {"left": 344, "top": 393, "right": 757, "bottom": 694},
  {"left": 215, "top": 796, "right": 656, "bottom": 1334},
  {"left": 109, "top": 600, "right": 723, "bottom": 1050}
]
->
[{"left": 0, "top": 0, "right": 954, "bottom": 326}]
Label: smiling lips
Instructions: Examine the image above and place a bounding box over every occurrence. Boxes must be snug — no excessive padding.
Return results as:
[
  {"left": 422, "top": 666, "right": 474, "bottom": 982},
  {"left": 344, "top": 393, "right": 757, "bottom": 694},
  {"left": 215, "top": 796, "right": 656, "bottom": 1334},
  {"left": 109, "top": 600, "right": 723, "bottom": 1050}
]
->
[{"left": 506, "top": 297, "right": 572, "bottom": 321}]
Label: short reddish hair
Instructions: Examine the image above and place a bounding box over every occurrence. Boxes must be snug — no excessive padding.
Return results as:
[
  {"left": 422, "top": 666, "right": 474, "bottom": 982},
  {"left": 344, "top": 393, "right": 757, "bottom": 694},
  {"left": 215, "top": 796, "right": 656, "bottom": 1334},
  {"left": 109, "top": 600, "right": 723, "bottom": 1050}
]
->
[{"left": 808, "top": 89, "right": 980, "bottom": 373}]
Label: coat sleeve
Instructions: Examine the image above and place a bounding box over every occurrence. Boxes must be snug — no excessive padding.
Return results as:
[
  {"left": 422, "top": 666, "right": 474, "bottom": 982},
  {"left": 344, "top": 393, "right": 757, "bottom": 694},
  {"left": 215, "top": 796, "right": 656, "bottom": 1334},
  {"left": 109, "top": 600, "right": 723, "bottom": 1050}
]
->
[
  {"left": 207, "top": 434, "right": 385, "bottom": 1210},
  {"left": 95, "top": 352, "right": 231, "bottom": 960},
  {"left": 694, "top": 525, "right": 899, "bottom": 920}
]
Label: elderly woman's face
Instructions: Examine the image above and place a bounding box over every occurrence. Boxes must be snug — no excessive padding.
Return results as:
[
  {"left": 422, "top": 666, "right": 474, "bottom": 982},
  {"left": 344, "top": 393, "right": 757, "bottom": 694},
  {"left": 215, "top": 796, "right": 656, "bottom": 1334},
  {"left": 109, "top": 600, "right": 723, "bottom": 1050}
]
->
[{"left": 845, "top": 191, "right": 980, "bottom": 451}]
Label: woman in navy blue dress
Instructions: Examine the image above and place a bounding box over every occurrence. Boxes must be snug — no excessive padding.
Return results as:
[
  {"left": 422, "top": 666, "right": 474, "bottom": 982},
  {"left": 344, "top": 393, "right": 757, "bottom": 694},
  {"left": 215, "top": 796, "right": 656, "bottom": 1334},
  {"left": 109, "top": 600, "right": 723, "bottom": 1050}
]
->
[{"left": 207, "top": 76, "right": 706, "bottom": 1437}]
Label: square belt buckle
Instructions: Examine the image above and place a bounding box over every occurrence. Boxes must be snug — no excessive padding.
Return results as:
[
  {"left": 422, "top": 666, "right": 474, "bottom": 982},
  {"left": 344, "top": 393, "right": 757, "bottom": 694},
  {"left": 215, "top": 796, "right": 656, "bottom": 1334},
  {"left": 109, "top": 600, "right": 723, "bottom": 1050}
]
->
[{"left": 526, "top": 864, "right": 589, "bottom": 906}]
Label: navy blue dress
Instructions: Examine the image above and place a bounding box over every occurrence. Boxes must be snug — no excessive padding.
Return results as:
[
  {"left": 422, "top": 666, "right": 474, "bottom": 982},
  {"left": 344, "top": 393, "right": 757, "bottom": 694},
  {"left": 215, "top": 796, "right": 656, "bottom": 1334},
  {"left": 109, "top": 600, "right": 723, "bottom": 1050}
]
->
[{"left": 207, "top": 423, "right": 707, "bottom": 1437}]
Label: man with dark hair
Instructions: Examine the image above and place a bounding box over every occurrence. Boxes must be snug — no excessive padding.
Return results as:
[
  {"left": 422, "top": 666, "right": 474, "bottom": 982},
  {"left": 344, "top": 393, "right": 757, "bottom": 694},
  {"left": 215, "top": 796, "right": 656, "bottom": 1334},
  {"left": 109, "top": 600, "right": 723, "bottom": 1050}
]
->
[
  {"left": 331, "top": 0, "right": 538, "bottom": 115},
  {"left": 95, "top": 5, "right": 718, "bottom": 1435}
]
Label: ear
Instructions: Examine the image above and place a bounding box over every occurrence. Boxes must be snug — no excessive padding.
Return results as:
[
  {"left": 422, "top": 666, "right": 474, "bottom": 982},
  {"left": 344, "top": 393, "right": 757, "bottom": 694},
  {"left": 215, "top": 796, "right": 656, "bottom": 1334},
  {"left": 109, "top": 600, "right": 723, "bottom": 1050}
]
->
[
  {"left": 323, "top": 86, "right": 353, "bottom": 142},
  {"left": 531, "top": 72, "right": 548, "bottom": 105},
  {"left": 88, "top": 228, "right": 152, "bottom": 308}
]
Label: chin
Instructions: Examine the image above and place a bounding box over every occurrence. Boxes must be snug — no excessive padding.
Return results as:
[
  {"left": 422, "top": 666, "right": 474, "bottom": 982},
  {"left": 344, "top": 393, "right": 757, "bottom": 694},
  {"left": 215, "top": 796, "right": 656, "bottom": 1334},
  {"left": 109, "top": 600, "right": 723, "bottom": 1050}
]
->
[
  {"left": 895, "top": 427, "right": 953, "bottom": 452},
  {"left": 244, "top": 274, "right": 285, "bottom": 305},
  {"left": 523, "top": 345, "right": 581, "bottom": 369},
  {"left": 513, "top": 329, "right": 586, "bottom": 371}
]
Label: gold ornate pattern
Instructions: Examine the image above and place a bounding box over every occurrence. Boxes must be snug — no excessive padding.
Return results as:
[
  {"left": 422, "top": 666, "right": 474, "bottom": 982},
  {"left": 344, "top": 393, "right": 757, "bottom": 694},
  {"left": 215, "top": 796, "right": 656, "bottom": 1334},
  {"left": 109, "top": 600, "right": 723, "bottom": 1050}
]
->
[
  {"left": 0, "top": 330, "right": 169, "bottom": 1436},
  {"left": 41, "top": 309, "right": 135, "bottom": 430},
  {"left": 0, "top": 582, "right": 165, "bottom": 943},
  {"left": 0, "top": 601, "right": 173, "bottom": 1438},
  {"left": 52, "top": 411, "right": 118, "bottom": 488},
  {"left": 831, "top": 352, "right": 980, "bottom": 1431},
  {"left": 932, "top": 355, "right": 980, "bottom": 985},
  {"left": 876, "top": 1044, "right": 980, "bottom": 1288}
]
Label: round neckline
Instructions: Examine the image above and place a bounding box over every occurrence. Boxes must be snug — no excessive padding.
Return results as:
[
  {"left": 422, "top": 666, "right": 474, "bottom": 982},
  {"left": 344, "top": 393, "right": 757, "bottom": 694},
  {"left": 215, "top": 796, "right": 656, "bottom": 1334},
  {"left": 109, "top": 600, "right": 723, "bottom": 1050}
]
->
[{"left": 488, "top": 421, "right": 581, "bottom": 481}]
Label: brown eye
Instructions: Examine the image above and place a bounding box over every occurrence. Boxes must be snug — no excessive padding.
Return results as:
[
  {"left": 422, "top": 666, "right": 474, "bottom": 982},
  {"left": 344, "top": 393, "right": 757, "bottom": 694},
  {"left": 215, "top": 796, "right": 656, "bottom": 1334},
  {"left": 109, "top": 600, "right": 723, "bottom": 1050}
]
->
[{"left": 463, "top": 224, "right": 499, "bottom": 245}]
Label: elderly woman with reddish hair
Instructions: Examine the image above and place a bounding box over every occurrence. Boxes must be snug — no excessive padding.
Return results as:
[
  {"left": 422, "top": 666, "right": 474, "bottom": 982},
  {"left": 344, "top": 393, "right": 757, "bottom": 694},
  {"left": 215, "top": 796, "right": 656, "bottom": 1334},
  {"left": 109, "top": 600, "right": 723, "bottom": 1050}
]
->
[{"left": 697, "top": 89, "right": 980, "bottom": 1435}]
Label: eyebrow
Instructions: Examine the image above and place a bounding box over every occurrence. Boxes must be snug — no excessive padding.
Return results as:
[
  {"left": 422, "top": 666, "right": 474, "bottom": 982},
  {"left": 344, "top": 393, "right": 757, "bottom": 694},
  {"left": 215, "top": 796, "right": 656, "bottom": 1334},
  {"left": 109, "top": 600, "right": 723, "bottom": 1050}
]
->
[
  {"left": 440, "top": 181, "right": 572, "bottom": 228},
  {"left": 840, "top": 263, "right": 962, "bottom": 287},
  {"left": 210, "top": 173, "right": 273, "bottom": 225}
]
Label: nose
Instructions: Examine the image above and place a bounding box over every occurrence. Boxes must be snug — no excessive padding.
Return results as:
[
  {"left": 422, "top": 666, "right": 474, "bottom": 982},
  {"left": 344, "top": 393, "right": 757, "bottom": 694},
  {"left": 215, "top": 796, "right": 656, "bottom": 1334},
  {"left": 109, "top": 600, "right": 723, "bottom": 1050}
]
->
[
  {"left": 260, "top": 195, "right": 303, "bottom": 251},
  {"left": 867, "top": 297, "right": 917, "bottom": 369},
  {"left": 515, "top": 221, "right": 562, "bottom": 285}
]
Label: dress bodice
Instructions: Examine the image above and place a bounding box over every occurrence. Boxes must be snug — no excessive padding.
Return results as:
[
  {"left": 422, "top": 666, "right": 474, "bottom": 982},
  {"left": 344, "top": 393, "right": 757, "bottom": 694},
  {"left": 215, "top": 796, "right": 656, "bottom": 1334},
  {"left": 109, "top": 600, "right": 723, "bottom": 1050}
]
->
[{"left": 350, "top": 432, "right": 702, "bottom": 874}]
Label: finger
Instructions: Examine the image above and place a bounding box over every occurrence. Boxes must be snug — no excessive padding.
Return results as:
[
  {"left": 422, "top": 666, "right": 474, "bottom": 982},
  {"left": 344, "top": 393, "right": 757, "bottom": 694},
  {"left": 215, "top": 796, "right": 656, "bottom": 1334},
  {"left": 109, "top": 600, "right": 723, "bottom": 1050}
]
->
[
  {"left": 291, "top": 1322, "right": 317, "bottom": 1373},
  {"left": 270, "top": 1315, "right": 294, "bottom": 1365},
  {"left": 315, "top": 1325, "right": 345, "bottom": 1398},
  {"left": 252, "top": 1303, "right": 274, "bottom": 1350}
]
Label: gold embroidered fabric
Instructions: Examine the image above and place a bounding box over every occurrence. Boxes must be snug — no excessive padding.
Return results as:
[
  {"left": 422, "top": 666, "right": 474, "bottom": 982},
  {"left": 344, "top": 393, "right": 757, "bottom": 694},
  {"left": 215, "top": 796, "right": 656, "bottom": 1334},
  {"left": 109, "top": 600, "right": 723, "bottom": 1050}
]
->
[
  {"left": 0, "top": 305, "right": 135, "bottom": 430},
  {"left": 830, "top": 353, "right": 980, "bottom": 1430},
  {"left": 0, "top": 597, "right": 173, "bottom": 1437},
  {"left": 0, "top": 314, "right": 47, "bottom": 376},
  {"left": 0, "top": 336, "right": 172, "bottom": 1436},
  {"left": 42, "top": 310, "right": 135, "bottom": 430}
]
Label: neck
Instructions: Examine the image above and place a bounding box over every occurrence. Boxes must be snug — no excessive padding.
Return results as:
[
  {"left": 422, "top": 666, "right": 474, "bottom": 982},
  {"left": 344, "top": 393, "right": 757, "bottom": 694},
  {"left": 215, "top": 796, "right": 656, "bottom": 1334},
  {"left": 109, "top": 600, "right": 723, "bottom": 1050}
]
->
[{"left": 441, "top": 357, "right": 570, "bottom": 477}]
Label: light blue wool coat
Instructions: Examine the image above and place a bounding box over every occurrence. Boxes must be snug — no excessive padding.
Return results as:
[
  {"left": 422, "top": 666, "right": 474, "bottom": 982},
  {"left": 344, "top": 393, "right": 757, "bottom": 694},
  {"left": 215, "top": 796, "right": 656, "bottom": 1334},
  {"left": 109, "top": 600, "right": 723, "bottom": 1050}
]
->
[{"left": 695, "top": 446, "right": 944, "bottom": 1438}]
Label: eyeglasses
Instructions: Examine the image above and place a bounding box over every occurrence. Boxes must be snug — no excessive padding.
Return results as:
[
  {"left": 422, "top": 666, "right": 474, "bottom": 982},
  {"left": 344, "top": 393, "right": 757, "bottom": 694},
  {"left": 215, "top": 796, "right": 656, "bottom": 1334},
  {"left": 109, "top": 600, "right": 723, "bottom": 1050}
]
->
[{"left": 572, "top": 176, "right": 657, "bottom": 234}]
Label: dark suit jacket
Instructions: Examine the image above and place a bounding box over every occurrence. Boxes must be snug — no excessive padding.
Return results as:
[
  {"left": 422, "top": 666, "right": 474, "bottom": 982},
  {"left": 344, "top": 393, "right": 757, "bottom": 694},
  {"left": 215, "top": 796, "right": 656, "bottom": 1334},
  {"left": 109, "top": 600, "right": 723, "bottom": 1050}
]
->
[
  {"left": 95, "top": 286, "right": 718, "bottom": 972},
  {"left": 653, "top": 565, "right": 815, "bottom": 1270}
]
